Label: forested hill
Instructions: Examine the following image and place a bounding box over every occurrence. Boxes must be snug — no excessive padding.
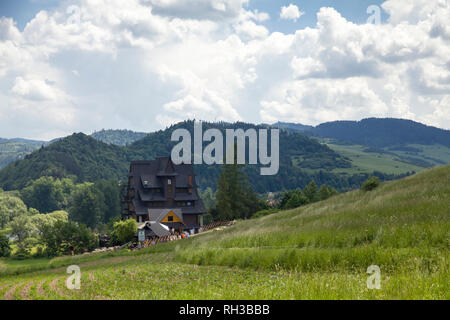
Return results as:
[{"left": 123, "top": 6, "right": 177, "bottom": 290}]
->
[
  {"left": 0, "top": 138, "right": 45, "bottom": 170},
  {"left": 0, "top": 133, "right": 130, "bottom": 190},
  {"left": 299, "top": 118, "right": 450, "bottom": 148},
  {"left": 273, "top": 122, "right": 314, "bottom": 132},
  {"left": 91, "top": 129, "right": 148, "bottom": 146},
  {"left": 0, "top": 121, "right": 403, "bottom": 193}
]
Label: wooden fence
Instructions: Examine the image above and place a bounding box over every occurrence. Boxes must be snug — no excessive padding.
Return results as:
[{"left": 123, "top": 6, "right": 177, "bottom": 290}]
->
[{"left": 199, "top": 220, "right": 235, "bottom": 232}]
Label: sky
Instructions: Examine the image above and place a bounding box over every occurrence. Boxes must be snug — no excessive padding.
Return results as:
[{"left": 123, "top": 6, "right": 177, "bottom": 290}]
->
[{"left": 0, "top": 0, "right": 449, "bottom": 140}]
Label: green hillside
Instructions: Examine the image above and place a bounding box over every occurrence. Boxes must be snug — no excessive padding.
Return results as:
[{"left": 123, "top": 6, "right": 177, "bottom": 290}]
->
[
  {"left": 306, "top": 118, "right": 450, "bottom": 148},
  {"left": 0, "top": 121, "right": 402, "bottom": 192},
  {"left": 277, "top": 118, "right": 450, "bottom": 176},
  {"left": 0, "top": 139, "right": 45, "bottom": 170},
  {"left": 1, "top": 165, "right": 448, "bottom": 299},
  {"left": 0, "top": 133, "right": 130, "bottom": 190},
  {"left": 325, "top": 142, "right": 426, "bottom": 175}
]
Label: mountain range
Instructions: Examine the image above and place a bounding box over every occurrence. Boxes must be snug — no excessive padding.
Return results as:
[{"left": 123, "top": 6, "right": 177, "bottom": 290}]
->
[
  {"left": 0, "top": 118, "right": 449, "bottom": 193},
  {"left": 275, "top": 118, "right": 450, "bottom": 148}
]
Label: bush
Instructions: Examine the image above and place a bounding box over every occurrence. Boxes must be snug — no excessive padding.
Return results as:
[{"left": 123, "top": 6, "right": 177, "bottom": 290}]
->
[
  {"left": 41, "top": 220, "right": 99, "bottom": 257},
  {"left": 0, "top": 233, "right": 11, "bottom": 257},
  {"left": 285, "top": 193, "right": 309, "bottom": 209},
  {"left": 361, "top": 176, "right": 380, "bottom": 191},
  {"left": 113, "top": 219, "right": 137, "bottom": 245},
  {"left": 12, "top": 247, "right": 31, "bottom": 260}
]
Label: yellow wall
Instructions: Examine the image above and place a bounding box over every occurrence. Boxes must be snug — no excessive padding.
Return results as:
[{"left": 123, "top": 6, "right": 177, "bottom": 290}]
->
[{"left": 160, "top": 211, "right": 184, "bottom": 224}]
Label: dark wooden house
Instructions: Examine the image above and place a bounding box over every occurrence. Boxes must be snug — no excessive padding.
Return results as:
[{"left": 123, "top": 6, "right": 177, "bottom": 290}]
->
[{"left": 122, "top": 157, "right": 206, "bottom": 235}]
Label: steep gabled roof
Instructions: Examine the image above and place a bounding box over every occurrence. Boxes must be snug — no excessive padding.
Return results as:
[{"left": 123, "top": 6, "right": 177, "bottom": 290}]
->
[
  {"left": 128, "top": 157, "right": 206, "bottom": 216},
  {"left": 148, "top": 208, "right": 183, "bottom": 222}
]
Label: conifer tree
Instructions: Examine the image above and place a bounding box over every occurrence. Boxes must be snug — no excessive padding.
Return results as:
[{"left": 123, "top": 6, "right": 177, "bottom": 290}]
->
[{"left": 215, "top": 144, "right": 262, "bottom": 220}]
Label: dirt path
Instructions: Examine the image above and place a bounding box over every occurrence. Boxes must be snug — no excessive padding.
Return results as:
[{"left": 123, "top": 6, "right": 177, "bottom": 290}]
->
[
  {"left": 19, "top": 281, "right": 33, "bottom": 300},
  {"left": 36, "top": 280, "right": 46, "bottom": 298},
  {"left": 3, "top": 283, "right": 22, "bottom": 300},
  {"left": 49, "top": 278, "right": 67, "bottom": 299}
]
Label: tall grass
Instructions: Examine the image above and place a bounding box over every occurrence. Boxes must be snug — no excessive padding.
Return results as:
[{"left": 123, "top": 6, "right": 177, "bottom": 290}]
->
[{"left": 175, "top": 165, "right": 450, "bottom": 274}]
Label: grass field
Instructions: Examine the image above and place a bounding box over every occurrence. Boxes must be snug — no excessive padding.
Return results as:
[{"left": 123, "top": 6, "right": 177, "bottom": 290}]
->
[
  {"left": 324, "top": 142, "right": 450, "bottom": 176},
  {"left": 0, "top": 165, "right": 449, "bottom": 300},
  {"left": 325, "top": 143, "right": 426, "bottom": 175}
]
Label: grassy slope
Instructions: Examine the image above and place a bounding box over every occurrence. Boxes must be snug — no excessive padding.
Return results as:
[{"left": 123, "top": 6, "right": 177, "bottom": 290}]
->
[
  {"left": 326, "top": 143, "right": 425, "bottom": 175},
  {"left": 324, "top": 139, "right": 450, "bottom": 176},
  {"left": 1, "top": 165, "right": 449, "bottom": 299}
]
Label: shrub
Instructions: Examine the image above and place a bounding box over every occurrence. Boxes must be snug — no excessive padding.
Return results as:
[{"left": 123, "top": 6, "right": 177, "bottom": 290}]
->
[
  {"left": 113, "top": 219, "right": 137, "bottom": 245},
  {"left": 0, "top": 233, "right": 11, "bottom": 257},
  {"left": 41, "top": 220, "right": 99, "bottom": 257},
  {"left": 285, "top": 193, "right": 309, "bottom": 209},
  {"left": 361, "top": 176, "right": 380, "bottom": 191},
  {"left": 12, "top": 247, "right": 31, "bottom": 260}
]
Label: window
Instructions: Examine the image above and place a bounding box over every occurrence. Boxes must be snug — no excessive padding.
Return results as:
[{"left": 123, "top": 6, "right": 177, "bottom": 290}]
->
[
  {"left": 167, "top": 179, "right": 172, "bottom": 185},
  {"left": 168, "top": 216, "right": 173, "bottom": 222},
  {"left": 187, "top": 201, "right": 192, "bottom": 206}
]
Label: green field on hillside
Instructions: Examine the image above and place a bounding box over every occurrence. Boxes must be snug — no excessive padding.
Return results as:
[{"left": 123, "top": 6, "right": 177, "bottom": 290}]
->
[
  {"left": 1, "top": 165, "right": 449, "bottom": 300},
  {"left": 324, "top": 141, "right": 450, "bottom": 176},
  {"left": 325, "top": 143, "right": 424, "bottom": 174}
]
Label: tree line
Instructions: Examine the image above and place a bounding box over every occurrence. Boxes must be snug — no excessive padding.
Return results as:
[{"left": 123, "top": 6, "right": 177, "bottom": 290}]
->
[{"left": 0, "top": 176, "right": 124, "bottom": 258}]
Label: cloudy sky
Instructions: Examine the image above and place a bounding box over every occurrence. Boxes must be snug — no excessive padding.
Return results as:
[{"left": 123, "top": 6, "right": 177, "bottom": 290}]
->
[{"left": 0, "top": 0, "right": 449, "bottom": 140}]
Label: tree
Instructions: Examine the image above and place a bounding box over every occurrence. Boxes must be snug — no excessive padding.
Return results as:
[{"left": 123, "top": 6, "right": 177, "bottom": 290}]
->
[
  {"left": 199, "top": 187, "right": 215, "bottom": 210},
  {"left": 0, "top": 193, "right": 28, "bottom": 229},
  {"left": 8, "top": 215, "right": 36, "bottom": 254},
  {"left": 318, "top": 185, "right": 338, "bottom": 201},
  {"left": 0, "top": 233, "right": 11, "bottom": 257},
  {"left": 41, "top": 220, "right": 98, "bottom": 257},
  {"left": 361, "top": 176, "right": 380, "bottom": 191},
  {"left": 94, "top": 179, "right": 121, "bottom": 223},
  {"left": 8, "top": 215, "right": 35, "bottom": 243},
  {"left": 303, "top": 180, "right": 318, "bottom": 203},
  {"left": 215, "top": 147, "right": 264, "bottom": 220},
  {"left": 285, "top": 192, "right": 309, "bottom": 209},
  {"left": 30, "top": 210, "right": 68, "bottom": 237},
  {"left": 20, "top": 176, "right": 66, "bottom": 213},
  {"left": 69, "top": 184, "right": 106, "bottom": 229},
  {"left": 112, "top": 219, "right": 137, "bottom": 244}
]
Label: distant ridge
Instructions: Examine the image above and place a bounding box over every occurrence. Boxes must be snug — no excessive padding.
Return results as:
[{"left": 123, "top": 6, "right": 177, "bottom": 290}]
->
[
  {"left": 273, "top": 122, "right": 314, "bottom": 131},
  {"left": 91, "top": 129, "right": 148, "bottom": 146},
  {"left": 276, "top": 118, "right": 450, "bottom": 148}
]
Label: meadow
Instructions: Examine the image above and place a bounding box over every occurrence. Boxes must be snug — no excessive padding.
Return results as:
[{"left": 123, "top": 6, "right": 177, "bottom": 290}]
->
[
  {"left": 0, "top": 165, "right": 449, "bottom": 300},
  {"left": 325, "top": 143, "right": 425, "bottom": 175}
]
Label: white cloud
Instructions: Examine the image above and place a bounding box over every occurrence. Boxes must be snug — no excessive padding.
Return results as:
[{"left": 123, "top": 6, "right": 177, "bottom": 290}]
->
[
  {"left": 11, "top": 76, "right": 60, "bottom": 101},
  {"left": 0, "top": 0, "right": 449, "bottom": 139},
  {"left": 0, "top": 17, "right": 22, "bottom": 42},
  {"left": 280, "top": 4, "right": 304, "bottom": 22},
  {"left": 144, "top": 0, "right": 248, "bottom": 20},
  {"left": 260, "top": 78, "right": 389, "bottom": 125},
  {"left": 260, "top": 3, "right": 450, "bottom": 129},
  {"left": 234, "top": 20, "right": 269, "bottom": 40}
]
